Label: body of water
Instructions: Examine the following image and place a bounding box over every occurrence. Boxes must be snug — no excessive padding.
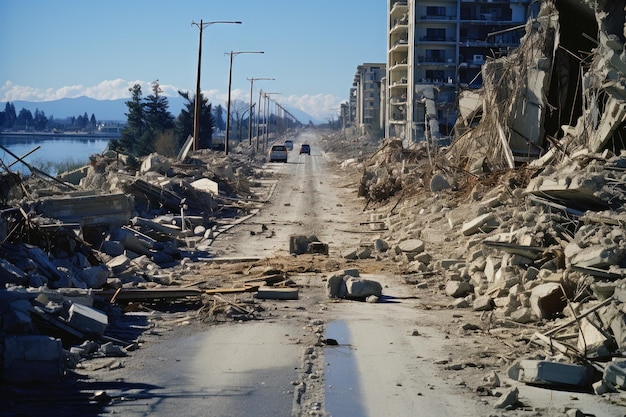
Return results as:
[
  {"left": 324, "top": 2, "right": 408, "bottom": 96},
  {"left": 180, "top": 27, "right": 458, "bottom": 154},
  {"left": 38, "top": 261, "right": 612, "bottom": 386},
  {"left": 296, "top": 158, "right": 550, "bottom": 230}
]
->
[{"left": 0, "top": 133, "right": 114, "bottom": 175}]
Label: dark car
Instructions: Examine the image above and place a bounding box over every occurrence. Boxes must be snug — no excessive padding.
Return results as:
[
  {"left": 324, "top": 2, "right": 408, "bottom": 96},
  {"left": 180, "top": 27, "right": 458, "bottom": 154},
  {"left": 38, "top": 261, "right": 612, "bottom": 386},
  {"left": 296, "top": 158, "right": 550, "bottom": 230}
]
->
[{"left": 299, "top": 143, "right": 311, "bottom": 155}]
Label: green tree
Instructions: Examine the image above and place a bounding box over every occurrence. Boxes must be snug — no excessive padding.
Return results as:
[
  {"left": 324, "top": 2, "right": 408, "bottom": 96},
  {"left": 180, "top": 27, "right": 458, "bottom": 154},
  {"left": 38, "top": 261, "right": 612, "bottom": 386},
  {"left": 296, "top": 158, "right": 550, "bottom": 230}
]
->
[
  {"left": 118, "top": 84, "right": 145, "bottom": 154},
  {"left": 144, "top": 80, "right": 175, "bottom": 133},
  {"left": 33, "top": 108, "right": 48, "bottom": 131},
  {"left": 176, "top": 90, "right": 214, "bottom": 150},
  {"left": 15, "top": 108, "right": 33, "bottom": 130},
  {"left": 214, "top": 104, "right": 225, "bottom": 131},
  {"left": 3, "top": 102, "right": 16, "bottom": 129},
  {"left": 89, "top": 114, "right": 97, "bottom": 131}
]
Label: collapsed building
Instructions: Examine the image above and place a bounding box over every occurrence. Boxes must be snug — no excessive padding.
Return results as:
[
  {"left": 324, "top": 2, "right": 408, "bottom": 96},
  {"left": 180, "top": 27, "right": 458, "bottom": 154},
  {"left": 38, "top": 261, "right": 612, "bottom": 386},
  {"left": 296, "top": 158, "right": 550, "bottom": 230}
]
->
[
  {"left": 0, "top": 146, "right": 264, "bottom": 383},
  {"left": 354, "top": 0, "right": 626, "bottom": 398},
  {"left": 451, "top": 0, "right": 626, "bottom": 170}
]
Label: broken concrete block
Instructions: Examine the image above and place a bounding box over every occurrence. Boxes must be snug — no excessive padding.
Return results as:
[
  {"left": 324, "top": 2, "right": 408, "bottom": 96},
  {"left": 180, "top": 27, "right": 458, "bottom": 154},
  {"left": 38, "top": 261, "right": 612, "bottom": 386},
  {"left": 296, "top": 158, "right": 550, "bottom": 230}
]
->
[
  {"left": 345, "top": 277, "right": 383, "bottom": 299},
  {"left": 325, "top": 269, "right": 359, "bottom": 298},
  {"left": 101, "top": 240, "right": 125, "bottom": 257},
  {"left": 577, "top": 318, "right": 613, "bottom": 358},
  {"left": 568, "top": 245, "right": 625, "bottom": 269},
  {"left": 107, "top": 254, "right": 131, "bottom": 274},
  {"left": 190, "top": 177, "right": 219, "bottom": 195},
  {"left": 440, "top": 259, "right": 465, "bottom": 269},
  {"left": 493, "top": 387, "right": 518, "bottom": 409},
  {"left": 3, "top": 335, "right": 64, "bottom": 383},
  {"left": 508, "top": 360, "right": 593, "bottom": 387},
  {"left": 430, "top": 173, "right": 450, "bottom": 192},
  {"left": 140, "top": 152, "right": 170, "bottom": 174},
  {"left": 373, "top": 238, "right": 389, "bottom": 252},
  {"left": 68, "top": 302, "right": 108, "bottom": 336},
  {"left": 593, "top": 380, "right": 611, "bottom": 395},
  {"left": 509, "top": 307, "right": 536, "bottom": 324},
  {"left": 446, "top": 280, "right": 473, "bottom": 298},
  {"left": 290, "top": 234, "right": 321, "bottom": 255},
  {"left": 76, "top": 264, "right": 110, "bottom": 288},
  {"left": 603, "top": 359, "right": 626, "bottom": 389},
  {"left": 530, "top": 283, "right": 567, "bottom": 319},
  {"left": 462, "top": 212, "right": 498, "bottom": 236},
  {"left": 472, "top": 295, "right": 495, "bottom": 311},
  {"left": 0, "top": 259, "right": 27, "bottom": 287},
  {"left": 610, "top": 311, "right": 626, "bottom": 350},
  {"left": 397, "top": 239, "right": 425, "bottom": 254},
  {"left": 484, "top": 256, "right": 500, "bottom": 283}
]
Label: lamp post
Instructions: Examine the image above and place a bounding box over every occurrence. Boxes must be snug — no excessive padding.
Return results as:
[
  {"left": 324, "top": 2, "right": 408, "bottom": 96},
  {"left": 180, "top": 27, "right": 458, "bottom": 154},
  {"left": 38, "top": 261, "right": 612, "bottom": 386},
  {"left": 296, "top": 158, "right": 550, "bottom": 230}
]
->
[
  {"left": 225, "top": 51, "right": 264, "bottom": 155},
  {"left": 263, "top": 92, "right": 281, "bottom": 150},
  {"left": 191, "top": 19, "right": 241, "bottom": 152},
  {"left": 247, "top": 77, "right": 274, "bottom": 147}
]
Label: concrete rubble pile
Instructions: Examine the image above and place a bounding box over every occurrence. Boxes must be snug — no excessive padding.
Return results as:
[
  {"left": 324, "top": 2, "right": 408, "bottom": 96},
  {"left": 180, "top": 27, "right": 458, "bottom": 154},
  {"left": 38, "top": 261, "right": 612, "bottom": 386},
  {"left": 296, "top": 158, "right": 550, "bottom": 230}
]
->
[
  {"left": 351, "top": 0, "right": 626, "bottom": 401},
  {"left": 0, "top": 142, "right": 272, "bottom": 382}
]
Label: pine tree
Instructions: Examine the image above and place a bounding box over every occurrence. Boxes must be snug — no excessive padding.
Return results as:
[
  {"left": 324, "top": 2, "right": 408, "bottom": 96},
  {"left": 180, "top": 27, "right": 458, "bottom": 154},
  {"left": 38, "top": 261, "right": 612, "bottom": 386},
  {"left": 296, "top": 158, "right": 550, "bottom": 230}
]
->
[
  {"left": 119, "top": 84, "right": 145, "bottom": 154},
  {"left": 144, "top": 80, "right": 174, "bottom": 133},
  {"left": 175, "top": 90, "right": 214, "bottom": 151}
]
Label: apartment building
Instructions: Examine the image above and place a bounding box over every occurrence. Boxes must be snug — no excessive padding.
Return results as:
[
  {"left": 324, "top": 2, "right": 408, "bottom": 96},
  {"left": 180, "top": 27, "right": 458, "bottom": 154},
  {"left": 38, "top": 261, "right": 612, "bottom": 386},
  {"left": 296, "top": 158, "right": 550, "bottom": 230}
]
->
[
  {"left": 350, "top": 63, "right": 386, "bottom": 135},
  {"left": 386, "top": 0, "right": 537, "bottom": 145}
]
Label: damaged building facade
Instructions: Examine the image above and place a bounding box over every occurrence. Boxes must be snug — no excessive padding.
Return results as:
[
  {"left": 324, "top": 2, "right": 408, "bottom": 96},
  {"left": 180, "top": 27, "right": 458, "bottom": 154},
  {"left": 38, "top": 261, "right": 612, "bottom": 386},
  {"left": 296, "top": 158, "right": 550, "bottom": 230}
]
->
[
  {"left": 353, "top": 0, "right": 626, "bottom": 402},
  {"left": 384, "top": 0, "right": 538, "bottom": 145},
  {"left": 451, "top": 0, "right": 626, "bottom": 170}
]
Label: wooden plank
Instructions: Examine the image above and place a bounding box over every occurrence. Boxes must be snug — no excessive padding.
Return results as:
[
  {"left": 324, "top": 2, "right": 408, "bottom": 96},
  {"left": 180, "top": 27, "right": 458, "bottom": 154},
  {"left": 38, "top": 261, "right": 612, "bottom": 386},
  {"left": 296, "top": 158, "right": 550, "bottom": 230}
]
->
[
  {"left": 96, "top": 288, "right": 203, "bottom": 302},
  {"left": 255, "top": 286, "right": 299, "bottom": 300},
  {"left": 204, "top": 286, "right": 260, "bottom": 295}
]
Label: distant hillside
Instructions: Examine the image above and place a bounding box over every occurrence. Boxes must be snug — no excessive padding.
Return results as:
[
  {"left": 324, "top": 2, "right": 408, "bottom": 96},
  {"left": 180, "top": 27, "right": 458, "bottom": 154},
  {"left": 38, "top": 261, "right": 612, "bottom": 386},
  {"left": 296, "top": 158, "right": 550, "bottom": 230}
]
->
[{"left": 1, "top": 96, "right": 318, "bottom": 124}]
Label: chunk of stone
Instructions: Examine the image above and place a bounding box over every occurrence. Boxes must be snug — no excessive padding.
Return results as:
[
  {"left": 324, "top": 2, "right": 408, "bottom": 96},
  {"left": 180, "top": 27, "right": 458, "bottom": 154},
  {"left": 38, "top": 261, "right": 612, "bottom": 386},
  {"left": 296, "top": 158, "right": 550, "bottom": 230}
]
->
[
  {"left": 430, "top": 173, "right": 450, "bottom": 192},
  {"left": 76, "top": 264, "right": 110, "bottom": 288},
  {"left": 3, "top": 335, "right": 64, "bottom": 383},
  {"left": 472, "top": 295, "right": 495, "bottom": 311},
  {"left": 603, "top": 359, "right": 626, "bottom": 389},
  {"left": 509, "top": 307, "right": 535, "bottom": 324},
  {"left": 290, "top": 234, "right": 321, "bottom": 255},
  {"left": 398, "top": 239, "right": 425, "bottom": 254},
  {"left": 445, "top": 280, "right": 473, "bottom": 298},
  {"left": 68, "top": 303, "right": 108, "bottom": 336},
  {"left": 530, "top": 283, "right": 567, "bottom": 319},
  {"left": 493, "top": 387, "right": 518, "bottom": 409},
  {"left": 462, "top": 213, "right": 498, "bottom": 236},
  {"left": 567, "top": 245, "right": 625, "bottom": 269},
  {"left": 325, "top": 269, "right": 359, "bottom": 298},
  {"left": 345, "top": 277, "right": 383, "bottom": 299}
]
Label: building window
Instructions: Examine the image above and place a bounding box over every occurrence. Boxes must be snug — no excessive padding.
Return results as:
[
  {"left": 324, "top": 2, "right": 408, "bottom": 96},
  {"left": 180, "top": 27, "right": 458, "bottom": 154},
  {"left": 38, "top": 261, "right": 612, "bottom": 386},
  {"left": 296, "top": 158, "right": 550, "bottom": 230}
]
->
[
  {"left": 426, "top": 6, "right": 446, "bottom": 17},
  {"left": 426, "top": 28, "right": 446, "bottom": 41}
]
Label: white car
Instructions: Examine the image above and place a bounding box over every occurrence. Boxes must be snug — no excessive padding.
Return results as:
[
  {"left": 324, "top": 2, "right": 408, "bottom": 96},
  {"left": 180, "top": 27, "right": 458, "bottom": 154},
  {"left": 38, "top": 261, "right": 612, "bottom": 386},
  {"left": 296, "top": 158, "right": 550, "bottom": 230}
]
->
[
  {"left": 269, "top": 145, "right": 288, "bottom": 162},
  {"left": 283, "top": 140, "right": 294, "bottom": 151}
]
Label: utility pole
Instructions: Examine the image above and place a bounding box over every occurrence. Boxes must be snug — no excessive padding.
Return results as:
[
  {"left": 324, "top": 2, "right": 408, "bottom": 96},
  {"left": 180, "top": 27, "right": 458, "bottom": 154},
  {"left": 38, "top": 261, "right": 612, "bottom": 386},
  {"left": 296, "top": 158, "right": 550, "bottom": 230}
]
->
[
  {"left": 191, "top": 20, "right": 241, "bottom": 152},
  {"left": 247, "top": 77, "right": 274, "bottom": 147},
  {"left": 225, "top": 51, "right": 264, "bottom": 155}
]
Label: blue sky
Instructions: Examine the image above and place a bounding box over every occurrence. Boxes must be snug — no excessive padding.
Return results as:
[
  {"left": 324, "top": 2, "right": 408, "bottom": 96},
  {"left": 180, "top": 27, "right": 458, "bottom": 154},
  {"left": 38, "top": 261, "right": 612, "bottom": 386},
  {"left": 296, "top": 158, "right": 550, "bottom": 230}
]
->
[{"left": 0, "top": 0, "right": 387, "bottom": 121}]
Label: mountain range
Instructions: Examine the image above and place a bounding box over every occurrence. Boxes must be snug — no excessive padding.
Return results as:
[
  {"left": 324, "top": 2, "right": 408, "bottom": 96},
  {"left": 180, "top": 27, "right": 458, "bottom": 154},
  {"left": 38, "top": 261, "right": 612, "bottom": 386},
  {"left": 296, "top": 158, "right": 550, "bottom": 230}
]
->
[{"left": 1, "top": 96, "right": 320, "bottom": 125}]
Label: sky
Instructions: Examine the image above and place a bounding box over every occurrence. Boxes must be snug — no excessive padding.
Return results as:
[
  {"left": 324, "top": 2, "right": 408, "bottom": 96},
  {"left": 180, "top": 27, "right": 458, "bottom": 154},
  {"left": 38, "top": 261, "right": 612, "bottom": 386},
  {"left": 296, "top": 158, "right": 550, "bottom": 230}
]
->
[{"left": 0, "top": 0, "right": 387, "bottom": 122}]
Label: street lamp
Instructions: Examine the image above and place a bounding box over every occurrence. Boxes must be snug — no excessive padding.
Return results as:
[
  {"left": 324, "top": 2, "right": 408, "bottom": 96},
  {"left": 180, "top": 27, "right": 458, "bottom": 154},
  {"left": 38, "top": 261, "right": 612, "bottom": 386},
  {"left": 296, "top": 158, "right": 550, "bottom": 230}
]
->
[
  {"left": 225, "top": 51, "right": 264, "bottom": 155},
  {"left": 247, "top": 77, "right": 274, "bottom": 147},
  {"left": 263, "top": 92, "right": 281, "bottom": 151},
  {"left": 191, "top": 19, "right": 241, "bottom": 152}
]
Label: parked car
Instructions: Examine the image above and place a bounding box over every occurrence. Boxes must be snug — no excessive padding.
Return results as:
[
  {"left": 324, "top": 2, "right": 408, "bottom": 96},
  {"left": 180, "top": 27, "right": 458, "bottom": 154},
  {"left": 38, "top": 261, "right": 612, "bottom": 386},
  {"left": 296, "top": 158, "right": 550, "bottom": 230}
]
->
[
  {"left": 299, "top": 143, "right": 311, "bottom": 155},
  {"left": 283, "top": 139, "right": 294, "bottom": 151},
  {"left": 269, "top": 145, "right": 288, "bottom": 162}
]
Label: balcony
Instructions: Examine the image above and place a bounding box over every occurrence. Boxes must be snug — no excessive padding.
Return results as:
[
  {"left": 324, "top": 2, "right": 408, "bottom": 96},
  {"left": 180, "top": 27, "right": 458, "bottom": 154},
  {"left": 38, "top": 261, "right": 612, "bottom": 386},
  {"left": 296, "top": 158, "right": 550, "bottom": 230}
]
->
[
  {"left": 390, "top": 16, "right": 409, "bottom": 33},
  {"left": 390, "top": 1, "right": 408, "bottom": 14}
]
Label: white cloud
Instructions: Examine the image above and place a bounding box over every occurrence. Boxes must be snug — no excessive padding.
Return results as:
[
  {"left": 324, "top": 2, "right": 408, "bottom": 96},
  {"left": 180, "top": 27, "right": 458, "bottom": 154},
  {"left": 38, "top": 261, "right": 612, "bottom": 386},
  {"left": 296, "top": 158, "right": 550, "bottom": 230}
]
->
[{"left": 1, "top": 80, "right": 343, "bottom": 121}]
